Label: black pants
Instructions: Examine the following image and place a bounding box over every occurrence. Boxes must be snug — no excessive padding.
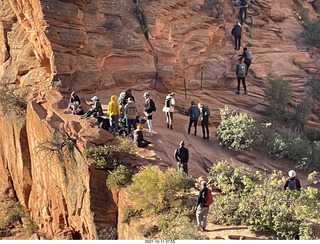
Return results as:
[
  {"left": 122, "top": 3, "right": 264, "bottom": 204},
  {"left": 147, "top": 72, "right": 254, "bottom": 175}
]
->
[
  {"left": 188, "top": 119, "right": 198, "bottom": 135},
  {"left": 201, "top": 117, "right": 209, "bottom": 139},
  {"left": 239, "top": 7, "right": 247, "bottom": 25},
  {"left": 237, "top": 77, "right": 246, "bottom": 92},
  {"left": 177, "top": 162, "right": 188, "bottom": 175},
  {"left": 234, "top": 36, "right": 241, "bottom": 50},
  {"left": 82, "top": 109, "right": 97, "bottom": 118},
  {"left": 245, "top": 60, "right": 251, "bottom": 75}
]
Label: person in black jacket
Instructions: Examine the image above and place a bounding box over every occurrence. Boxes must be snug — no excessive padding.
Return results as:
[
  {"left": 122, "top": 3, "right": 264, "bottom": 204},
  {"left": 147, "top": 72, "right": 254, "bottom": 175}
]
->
[
  {"left": 198, "top": 103, "right": 210, "bottom": 140},
  {"left": 174, "top": 141, "right": 189, "bottom": 174},
  {"left": 68, "top": 91, "right": 81, "bottom": 114},
  {"left": 238, "top": 47, "right": 252, "bottom": 75},
  {"left": 143, "top": 92, "right": 156, "bottom": 136},
  {"left": 186, "top": 101, "right": 200, "bottom": 136},
  {"left": 236, "top": 59, "right": 247, "bottom": 95},
  {"left": 231, "top": 22, "right": 242, "bottom": 50},
  {"left": 238, "top": 0, "right": 248, "bottom": 25}
]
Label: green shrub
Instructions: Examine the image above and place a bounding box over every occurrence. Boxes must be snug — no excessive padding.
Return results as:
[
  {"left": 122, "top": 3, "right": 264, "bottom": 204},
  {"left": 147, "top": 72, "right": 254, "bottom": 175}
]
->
[
  {"left": 287, "top": 99, "right": 312, "bottom": 131},
  {"left": 122, "top": 208, "right": 138, "bottom": 224},
  {"left": 305, "top": 128, "right": 320, "bottom": 141},
  {"left": 0, "top": 84, "right": 28, "bottom": 118},
  {"left": 106, "top": 165, "right": 132, "bottom": 189},
  {"left": 127, "top": 166, "right": 195, "bottom": 215},
  {"left": 307, "top": 75, "right": 320, "bottom": 102},
  {"left": 83, "top": 136, "right": 136, "bottom": 169},
  {"left": 207, "top": 160, "right": 259, "bottom": 194},
  {"left": 313, "top": 0, "right": 320, "bottom": 13},
  {"left": 208, "top": 163, "right": 320, "bottom": 239},
  {"left": 216, "top": 106, "right": 269, "bottom": 151},
  {"left": 302, "top": 19, "right": 320, "bottom": 48},
  {"left": 264, "top": 74, "right": 292, "bottom": 120}
]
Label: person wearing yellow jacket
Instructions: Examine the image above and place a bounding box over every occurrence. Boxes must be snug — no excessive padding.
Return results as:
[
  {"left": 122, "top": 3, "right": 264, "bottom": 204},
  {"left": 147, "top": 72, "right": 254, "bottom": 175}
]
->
[{"left": 108, "top": 95, "right": 120, "bottom": 135}]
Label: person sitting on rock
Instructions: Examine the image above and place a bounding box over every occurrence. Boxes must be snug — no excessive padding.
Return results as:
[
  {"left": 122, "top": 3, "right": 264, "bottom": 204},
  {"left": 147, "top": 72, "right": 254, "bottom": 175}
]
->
[
  {"left": 68, "top": 91, "right": 81, "bottom": 114},
  {"left": 133, "top": 124, "right": 150, "bottom": 148},
  {"left": 81, "top": 96, "right": 103, "bottom": 119}
]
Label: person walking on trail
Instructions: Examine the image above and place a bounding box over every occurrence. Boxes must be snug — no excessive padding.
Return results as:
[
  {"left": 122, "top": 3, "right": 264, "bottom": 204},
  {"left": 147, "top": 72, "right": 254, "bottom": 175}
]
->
[
  {"left": 186, "top": 101, "right": 200, "bottom": 136},
  {"left": 284, "top": 170, "right": 301, "bottom": 191},
  {"left": 236, "top": 59, "right": 247, "bottom": 95},
  {"left": 174, "top": 141, "right": 189, "bottom": 174},
  {"left": 133, "top": 124, "right": 150, "bottom": 148},
  {"left": 162, "top": 92, "right": 175, "bottom": 130},
  {"left": 143, "top": 92, "right": 156, "bottom": 136},
  {"left": 108, "top": 95, "right": 120, "bottom": 135},
  {"left": 238, "top": 47, "right": 252, "bottom": 76},
  {"left": 196, "top": 181, "right": 213, "bottom": 231},
  {"left": 125, "top": 97, "right": 138, "bottom": 134},
  {"left": 238, "top": 0, "right": 248, "bottom": 25},
  {"left": 68, "top": 91, "right": 81, "bottom": 114},
  {"left": 231, "top": 21, "right": 242, "bottom": 50},
  {"left": 198, "top": 103, "right": 210, "bottom": 140},
  {"left": 81, "top": 96, "right": 103, "bottom": 119}
]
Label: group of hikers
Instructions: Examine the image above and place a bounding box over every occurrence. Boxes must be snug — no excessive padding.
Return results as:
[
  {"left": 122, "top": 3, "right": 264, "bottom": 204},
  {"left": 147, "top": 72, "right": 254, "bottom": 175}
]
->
[{"left": 231, "top": 0, "right": 252, "bottom": 95}]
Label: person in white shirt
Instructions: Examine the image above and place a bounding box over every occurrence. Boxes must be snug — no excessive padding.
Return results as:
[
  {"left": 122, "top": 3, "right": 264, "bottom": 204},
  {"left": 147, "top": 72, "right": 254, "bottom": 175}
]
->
[{"left": 162, "top": 93, "right": 175, "bottom": 130}]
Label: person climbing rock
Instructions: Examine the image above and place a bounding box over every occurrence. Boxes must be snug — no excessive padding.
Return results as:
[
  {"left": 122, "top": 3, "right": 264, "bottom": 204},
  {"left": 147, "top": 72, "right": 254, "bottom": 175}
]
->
[
  {"left": 236, "top": 59, "right": 247, "bottom": 95},
  {"left": 238, "top": 0, "right": 248, "bottom": 25},
  {"left": 238, "top": 47, "right": 252, "bottom": 76},
  {"left": 231, "top": 21, "right": 242, "bottom": 50}
]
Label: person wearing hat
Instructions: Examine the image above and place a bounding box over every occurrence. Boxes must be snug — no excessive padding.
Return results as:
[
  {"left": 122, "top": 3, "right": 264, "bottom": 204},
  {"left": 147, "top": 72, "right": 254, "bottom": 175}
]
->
[
  {"left": 284, "top": 170, "right": 301, "bottom": 191},
  {"left": 174, "top": 141, "right": 189, "bottom": 174},
  {"left": 81, "top": 96, "right": 103, "bottom": 119},
  {"left": 125, "top": 97, "right": 138, "bottom": 134},
  {"left": 162, "top": 92, "right": 175, "bottom": 130},
  {"left": 143, "top": 92, "right": 156, "bottom": 136},
  {"left": 133, "top": 124, "right": 150, "bottom": 148},
  {"left": 107, "top": 95, "right": 120, "bottom": 135},
  {"left": 68, "top": 91, "right": 81, "bottom": 114}
]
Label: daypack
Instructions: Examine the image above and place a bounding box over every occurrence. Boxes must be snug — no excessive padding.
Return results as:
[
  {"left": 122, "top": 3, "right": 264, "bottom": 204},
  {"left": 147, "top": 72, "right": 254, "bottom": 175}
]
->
[
  {"left": 166, "top": 97, "right": 172, "bottom": 108},
  {"left": 288, "top": 178, "right": 296, "bottom": 190},
  {"left": 245, "top": 50, "right": 252, "bottom": 60},
  {"left": 150, "top": 99, "right": 156, "bottom": 112},
  {"left": 240, "top": 0, "right": 247, "bottom": 6},
  {"left": 203, "top": 106, "right": 210, "bottom": 117},
  {"left": 201, "top": 188, "right": 213, "bottom": 207},
  {"left": 237, "top": 63, "right": 246, "bottom": 77}
]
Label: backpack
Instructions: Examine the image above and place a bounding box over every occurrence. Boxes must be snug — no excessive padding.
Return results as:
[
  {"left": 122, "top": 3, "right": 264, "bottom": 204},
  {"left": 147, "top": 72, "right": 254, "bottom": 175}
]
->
[
  {"left": 150, "top": 99, "right": 156, "bottom": 112},
  {"left": 166, "top": 97, "right": 172, "bottom": 108},
  {"left": 201, "top": 188, "right": 213, "bottom": 207},
  {"left": 237, "top": 63, "right": 246, "bottom": 77},
  {"left": 288, "top": 178, "right": 296, "bottom": 190},
  {"left": 245, "top": 50, "right": 252, "bottom": 60},
  {"left": 203, "top": 106, "right": 210, "bottom": 117},
  {"left": 240, "top": 0, "right": 247, "bottom": 6}
]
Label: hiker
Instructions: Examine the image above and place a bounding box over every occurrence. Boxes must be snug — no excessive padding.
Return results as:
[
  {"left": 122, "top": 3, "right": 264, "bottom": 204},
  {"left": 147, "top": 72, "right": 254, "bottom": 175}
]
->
[
  {"left": 238, "top": 0, "right": 248, "bottom": 25},
  {"left": 107, "top": 95, "right": 120, "bottom": 135},
  {"left": 143, "top": 92, "right": 156, "bottom": 136},
  {"left": 123, "top": 89, "right": 135, "bottom": 107},
  {"left": 68, "top": 91, "right": 81, "bottom": 114},
  {"left": 284, "top": 170, "right": 301, "bottom": 191},
  {"left": 186, "top": 101, "right": 200, "bottom": 136},
  {"left": 74, "top": 105, "right": 84, "bottom": 115},
  {"left": 125, "top": 97, "right": 138, "bottom": 134},
  {"left": 133, "top": 124, "right": 150, "bottom": 148},
  {"left": 81, "top": 96, "right": 103, "bottom": 119},
  {"left": 162, "top": 92, "right": 175, "bottom": 130},
  {"left": 196, "top": 181, "right": 213, "bottom": 231},
  {"left": 117, "top": 91, "right": 126, "bottom": 123},
  {"left": 238, "top": 47, "right": 252, "bottom": 75},
  {"left": 174, "top": 140, "right": 189, "bottom": 174},
  {"left": 198, "top": 103, "right": 210, "bottom": 140},
  {"left": 236, "top": 59, "right": 247, "bottom": 95},
  {"left": 231, "top": 21, "right": 242, "bottom": 50}
]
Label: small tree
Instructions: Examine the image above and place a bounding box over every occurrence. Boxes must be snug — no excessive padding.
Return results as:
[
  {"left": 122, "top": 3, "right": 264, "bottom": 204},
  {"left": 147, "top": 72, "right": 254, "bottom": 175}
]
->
[
  {"left": 264, "top": 74, "right": 292, "bottom": 120},
  {"left": 302, "top": 19, "right": 320, "bottom": 48}
]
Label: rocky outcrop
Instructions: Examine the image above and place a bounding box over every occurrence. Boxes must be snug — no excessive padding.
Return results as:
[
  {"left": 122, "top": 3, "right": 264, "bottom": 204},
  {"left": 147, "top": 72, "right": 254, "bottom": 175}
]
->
[{"left": 0, "top": 0, "right": 320, "bottom": 240}]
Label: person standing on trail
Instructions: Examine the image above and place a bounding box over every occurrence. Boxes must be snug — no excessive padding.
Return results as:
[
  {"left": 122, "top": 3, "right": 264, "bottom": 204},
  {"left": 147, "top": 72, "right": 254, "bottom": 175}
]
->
[
  {"left": 125, "top": 97, "right": 138, "bottom": 134},
  {"left": 198, "top": 103, "right": 210, "bottom": 140},
  {"left": 284, "top": 170, "right": 301, "bottom": 191},
  {"left": 238, "top": 47, "right": 252, "bottom": 76},
  {"left": 186, "top": 101, "right": 200, "bottom": 136},
  {"left": 231, "top": 21, "right": 242, "bottom": 50},
  {"left": 238, "top": 0, "right": 248, "bottom": 25},
  {"left": 107, "top": 95, "right": 120, "bottom": 135},
  {"left": 236, "top": 59, "right": 247, "bottom": 95},
  {"left": 174, "top": 141, "right": 189, "bottom": 174},
  {"left": 143, "top": 92, "right": 156, "bottom": 136},
  {"left": 196, "top": 181, "right": 213, "bottom": 231},
  {"left": 162, "top": 92, "right": 175, "bottom": 130}
]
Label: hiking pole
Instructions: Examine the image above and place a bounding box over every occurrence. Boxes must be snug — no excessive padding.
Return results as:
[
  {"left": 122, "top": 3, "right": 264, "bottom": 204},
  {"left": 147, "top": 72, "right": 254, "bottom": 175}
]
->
[{"left": 200, "top": 66, "right": 203, "bottom": 91}]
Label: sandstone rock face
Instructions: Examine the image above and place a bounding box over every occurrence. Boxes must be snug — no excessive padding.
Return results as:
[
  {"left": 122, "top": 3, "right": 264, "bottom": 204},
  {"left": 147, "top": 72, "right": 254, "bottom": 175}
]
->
[{"left": 0, "top": 0, "right": 320, "bottom": 240}]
